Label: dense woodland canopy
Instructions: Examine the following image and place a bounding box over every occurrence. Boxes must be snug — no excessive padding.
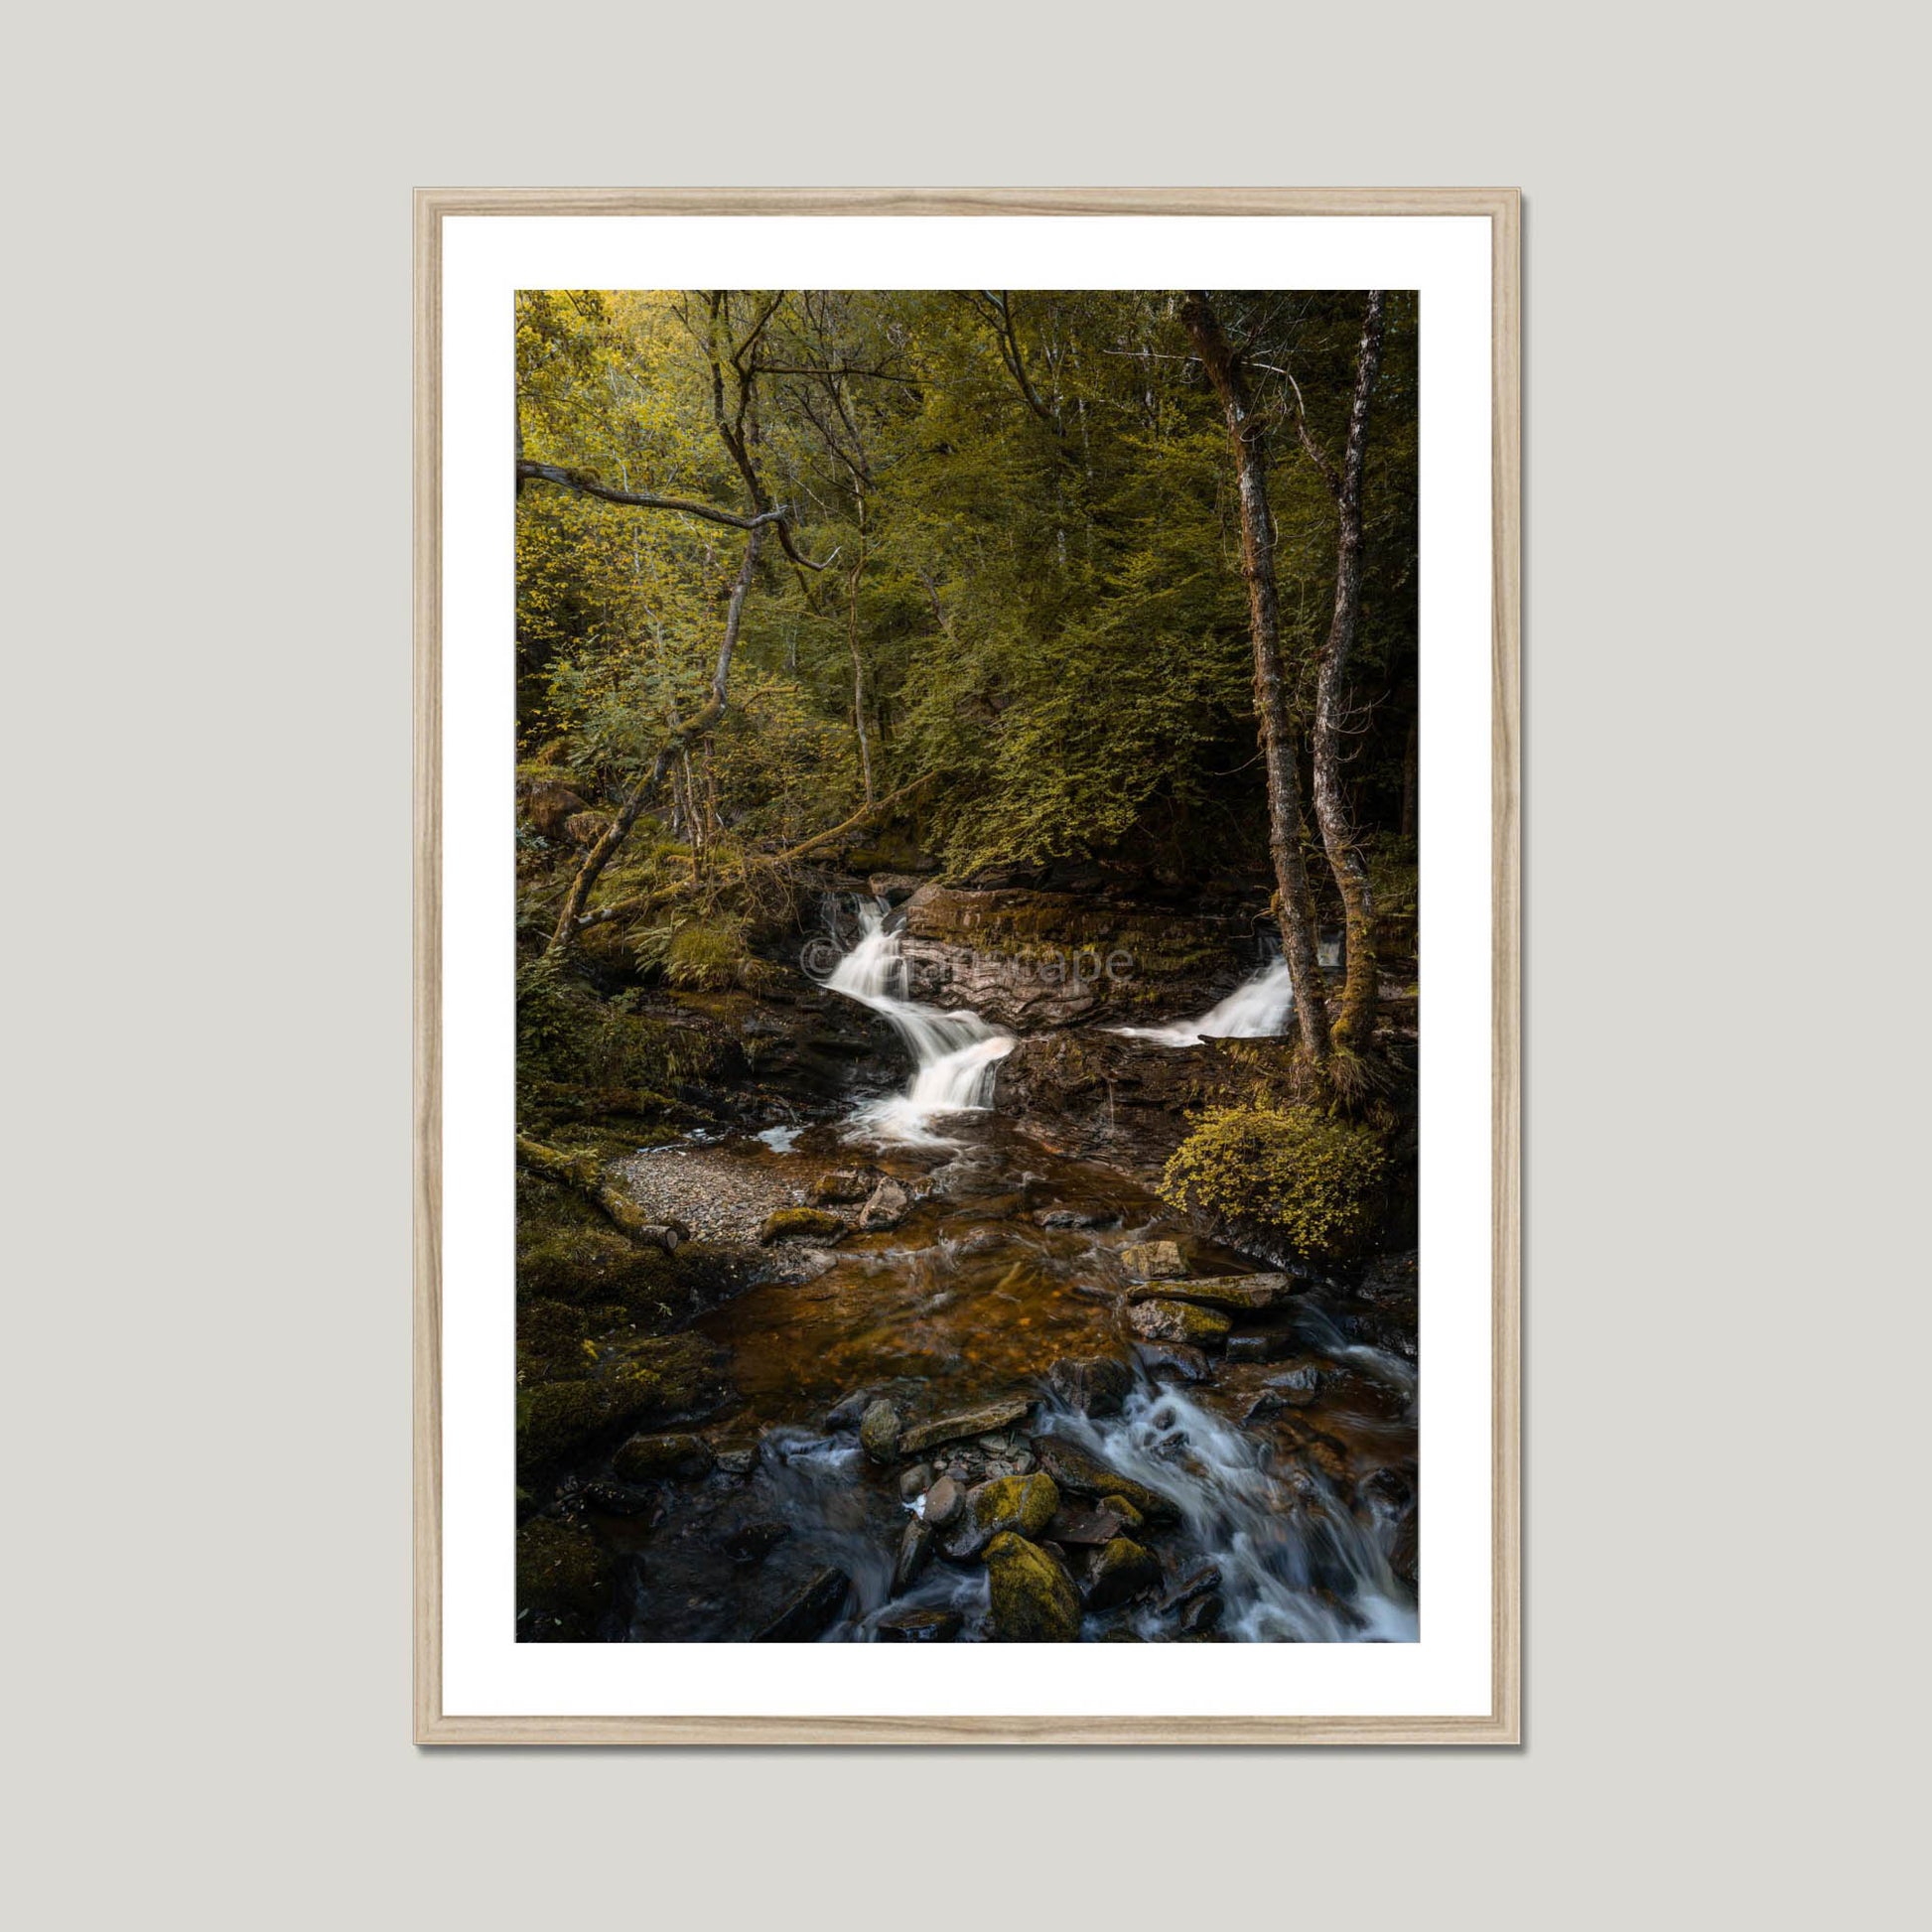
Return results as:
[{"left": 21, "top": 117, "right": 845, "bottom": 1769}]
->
[{"left": 514, "top": 288, "right": 1417, "bottom": 1002}]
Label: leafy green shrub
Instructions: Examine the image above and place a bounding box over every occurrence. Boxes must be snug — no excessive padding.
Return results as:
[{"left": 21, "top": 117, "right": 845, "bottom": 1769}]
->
[
  {"left": 661, "top": 916, "right": 783, "bottom": 993},
  {"left": 1159, "top": 1103, "right": 1388, "bottom": 1260}
]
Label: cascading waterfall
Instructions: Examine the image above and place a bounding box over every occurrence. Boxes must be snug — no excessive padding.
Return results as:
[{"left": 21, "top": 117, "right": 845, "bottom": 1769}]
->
[
  {"left": 1112, "top": 957, "right": 1295, "bottom": 1047},
  {"left": 827, "top": 900, "right": 1015, "bottom": 1143}
]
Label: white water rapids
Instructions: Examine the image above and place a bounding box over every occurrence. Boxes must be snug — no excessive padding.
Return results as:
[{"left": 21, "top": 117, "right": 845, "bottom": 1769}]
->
[
  {"left": 1112, "top": 957, "right": 1295, "bottom": 1046},
  {"left": 827, "top": 902, "right": 1016, "bottom": 1144}
]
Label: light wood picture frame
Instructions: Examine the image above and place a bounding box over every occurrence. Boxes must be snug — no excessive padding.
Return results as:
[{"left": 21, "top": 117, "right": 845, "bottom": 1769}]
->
[{"left": 415, "top": 186, "right": 1520, "bottom": 1744}]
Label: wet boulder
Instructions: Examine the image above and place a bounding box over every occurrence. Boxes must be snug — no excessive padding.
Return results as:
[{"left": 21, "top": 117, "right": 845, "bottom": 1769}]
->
[
  {"left": 949, "top": 1473, "right": 1060, "bottom": 1558},
  {"left": 859, "top": 1399, "right": 902, "bottom": 1463},
  {"left": 983, "top": 1533, "right": 1081, "bottom": 1642},
  {"left": 812, "top": 1167, "right": 879, "bottom": 1205},
  {"left": 1133, "top": 1340, "right": 1210, "bottom": 1384},
  {"left": 611, "top": 1432, "right": 715, "bottom": 1483},
  {"left": 1034, "top": 1202, "right": 1119, "bottom": 1230},
  {"left": 1225, "top": 1330, "right": 1297, "bottom": 1363},
  {"left": 892, "top": 1517, "right": 936, "bottom": 1594},
  {"left": 876, "top": 1605, "right": 963, "bottom": 1642},
  {"left": 753, "top": 1566, "right": 851, "bottom": 1642},
  {"left": 1126, "top": 1272, "right": 1297, "bottom": 1313},
  {"left": 1161, "top": 1562, "right": 1222, "bottom": 1616},
  {"left": 1046, "top": 1495, "right": 1145, "bottom": 1546},
  {"left": 859, "top": 1177, "right": 911, "bottom": 1230},
  {"left": 1128, "top": 1299, "right": 1233, "bottom": 1347},
  {"left": 1029, "top": 1436, "right": 1180, "bottom": 1524},
  {"left": 920, "top": 1473, "right": 966, "bottom": 1530},
  {"left": 1048, "top": 1355, "right": 1135, "bottom": 1417},
  {"left": 759, "top": 1206, "right": 847, "bottom": 1245},
  {"left": 898, "top": 1397, "right": 1034, "bottom": 1457},
  {"left": 1083, "top": 1536, "right": 1163, "bottom": 1612},
  {"left": 1118, "top": 1239, "right": 1185, "bottom": 1281}
]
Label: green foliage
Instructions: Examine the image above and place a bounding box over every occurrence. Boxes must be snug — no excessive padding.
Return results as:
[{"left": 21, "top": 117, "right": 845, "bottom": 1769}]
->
[
  {"left": 1160, "top": 1103, "right": 1389, "bottom": 1260},
  {"left": 515, "top": 951, "right": 727, "bottom": 1091},
  {"left": 663, "top": 916, "right": 768, "bottom": 991},
  {"left": 515, "top": 287, "right": 1419, "bottom": 892}
]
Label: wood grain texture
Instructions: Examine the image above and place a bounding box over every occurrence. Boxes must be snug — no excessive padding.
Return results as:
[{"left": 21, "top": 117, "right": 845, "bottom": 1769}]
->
[{"left": 413, "top": 186, "right": 1522, "bottom": 1745}]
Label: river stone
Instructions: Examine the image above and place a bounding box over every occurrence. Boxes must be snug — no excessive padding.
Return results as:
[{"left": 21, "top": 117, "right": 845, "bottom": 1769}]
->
[
  {"left": 1118, "top": 1239, "right": 1186, "bottom": 1281},
  {"left": 983, "top": 1533, "right": 1081, "bottom": 1642},
  {"left": 1128, "top": 1299, "right": 1233, "bottom": 1346},
  {"left": 1161, "top": 1562, "right": 1222, "bottom": 1614},
  {"left": 1178, "top": 1590, "right": 1224, "bottom": 1634},
  {"left": 875, "top": 1605, "right": 963, "bottom": 1642},
  {"left": 921, "top": 1474, "right": 965, "bottom": 1529},
  {"left": 949, "top": 1473, "right": 1060, "bottom": 1559},
  {"left": 611, "top": 1432, "right": 714, "bottom": 1483},
  {"left": 825, "top": 1388, "right": 874, "bottom": 1432},
  {"left": 1083, "top": 1536, "right": 1163, "bottom": 1611},
  {"left": 1126, "top": 1272, "right": 1296, "bottom": 1313},
  {"left": 1134, "top": 1340, "right": 1210, "bottom": 1384},
  {"left": 812, "top": 1167, "right": 878, "bottom": 1205},
  {"left": 898, "top": 1462, "right": 933, "bottom": 1499},
  {"left": 859, "top": 1398, "right": 901, "bottom": 1462},
  {"left": 758, "top": 1206, "right": 846, "bottom": 1245},
  {"left": 1034, "top": 1202, "right": 1118, "bottom": 1230},
  {"left": 898, "top": 1397, "right": 1034, "bottom": 1456},
  {"left": 892, "top": 1517, "right": 935, "bottom": 1594},
  {"left": 1225, "top": 1330, "right": 1299, "bottom": 1363},
  {"left": 859, "top": 1177, "right": 911, "bottom": 1230},
  {"left": 1047, "top": 1355, "right": 1135, "bottom": 1417},
  {"left": 1046, "top": 1496, "right": 1144, "bottom": 1547},
  {"left": 753, "top": 1566, "right": 851, "bottom": 1642},
  {"left": 1029, "top": 1437, "right": 1179, "bottom": 1523}
]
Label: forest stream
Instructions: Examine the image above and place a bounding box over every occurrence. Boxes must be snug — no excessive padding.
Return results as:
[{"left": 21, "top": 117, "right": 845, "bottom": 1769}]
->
[
  {"left": 559, "top": 898, "right": 1419, "bottom": 1644},
  {"left": 513, "top": 285, "right": 1420, "bottom": 1646}
]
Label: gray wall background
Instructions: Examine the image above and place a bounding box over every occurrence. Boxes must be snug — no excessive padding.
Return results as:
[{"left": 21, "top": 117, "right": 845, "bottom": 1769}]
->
[{"left": 9, "top": 2, "right": 1922, "bottom": 1924}]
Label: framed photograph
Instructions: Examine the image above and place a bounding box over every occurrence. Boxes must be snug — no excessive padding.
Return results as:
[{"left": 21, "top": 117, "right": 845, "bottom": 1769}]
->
[{"left": 415, "top": 187, "right": 1520, "bottom": 1743}]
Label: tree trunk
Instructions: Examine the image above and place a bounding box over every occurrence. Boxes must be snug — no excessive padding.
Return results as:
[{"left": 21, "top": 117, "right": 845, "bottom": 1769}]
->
[
  {"left": 845, "top": 528, "right": 874, "bottom": 803},
  {"left": 1179, "top": 292, "right": 1332, "bottom": 1061},
  {"left": 546, "top": 523, "right": 764, "bottom": 952},
  {"left": 1309, "top": 293, "right": 1386, "bottom": 1051}
]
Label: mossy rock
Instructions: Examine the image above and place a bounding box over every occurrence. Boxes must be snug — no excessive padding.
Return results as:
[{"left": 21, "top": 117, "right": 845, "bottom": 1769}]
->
[
  {"left": 1127, "top": 1298, "right": 1233, "bottom": 1347},
  {"left": 516, "top": 1334, "right": 726, "bottom": 1470},
  {"left": 611, "top": 1431, "right": 714, "bottom": 1482},
  {"left": 759, "top": 1207, "right": 846, "bottom": 1245},
  {"left": 516, "top": 1300, "right": 596, "bottom": 1384},
  {"left": 983, "top": 1533, "right": 1081, "bottom": 1642},
  {"left": 516, "top": 1518, "right": 609, "bottom": 1627},
  {"left": 953, "top": 1473, "right": 1060, "bottom": 1558},
  {"left": 1030, "top": 1436, "right": 1180, "bottom": 1524},
  {"left": 517, "top": 1217, "right": 753, "bottom": 1328},
  {"left": 1083, "top": 1536, "right": 1162, "bottom": 1612},
  {"left": 859, "top": 1398, "right": 901, "bottom": 1463}
]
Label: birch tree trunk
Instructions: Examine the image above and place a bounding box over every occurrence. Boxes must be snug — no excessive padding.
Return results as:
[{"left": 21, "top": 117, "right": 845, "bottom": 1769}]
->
[
  {"left": 1180, "top": 292, "right": 1333, "bottom": 1061},
  {"left": 1309, "top": 293, "right": 1386, "bottom": 1051}
]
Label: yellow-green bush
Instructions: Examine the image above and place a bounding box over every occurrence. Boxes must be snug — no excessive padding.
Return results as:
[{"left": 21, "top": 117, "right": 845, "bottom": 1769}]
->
[{"left": 1160, "top": 1103, "right": 1388, "bottom": 1260}]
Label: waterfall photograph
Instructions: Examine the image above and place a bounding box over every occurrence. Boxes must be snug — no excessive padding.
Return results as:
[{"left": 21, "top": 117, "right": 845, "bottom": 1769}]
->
[{"left": 513, "top": 288, "right": 1420, "bottom": 1643}]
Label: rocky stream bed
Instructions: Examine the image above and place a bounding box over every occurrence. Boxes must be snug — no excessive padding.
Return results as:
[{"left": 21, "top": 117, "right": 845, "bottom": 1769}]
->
[{"left": 518, "top": 887, "right": 1420, "bottom": 1644}]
